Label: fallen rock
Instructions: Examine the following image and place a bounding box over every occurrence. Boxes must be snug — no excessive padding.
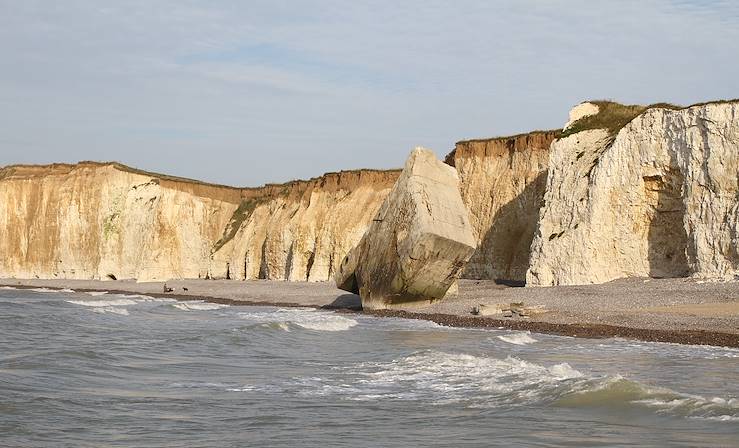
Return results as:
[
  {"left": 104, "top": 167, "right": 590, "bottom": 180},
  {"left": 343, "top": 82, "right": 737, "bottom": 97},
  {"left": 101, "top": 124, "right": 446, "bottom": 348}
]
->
[
  {"left": 335, "top": 147, "right": 477, "bottom": 310},
  {"left": 472, "top": 303, "right": 506, "bottom": 316}
]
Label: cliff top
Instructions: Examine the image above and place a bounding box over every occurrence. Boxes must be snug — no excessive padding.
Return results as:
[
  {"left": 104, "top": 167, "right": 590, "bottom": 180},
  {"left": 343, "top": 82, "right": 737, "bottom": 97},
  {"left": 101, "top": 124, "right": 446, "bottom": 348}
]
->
[
  {"left": 445, "top": 130, "right": 560, "bottom": 166},
  {"left": 0, "top": 161, "right": 238, "bottom": 187},
  {"left": 560, "top": 98, "right": 739, "bottom": 140},
  {"left": 0, "top": 160, "right": 400, "bottom": 195},
  {"left": 454, "top": 129, "right": 562, "bottom": 146}
]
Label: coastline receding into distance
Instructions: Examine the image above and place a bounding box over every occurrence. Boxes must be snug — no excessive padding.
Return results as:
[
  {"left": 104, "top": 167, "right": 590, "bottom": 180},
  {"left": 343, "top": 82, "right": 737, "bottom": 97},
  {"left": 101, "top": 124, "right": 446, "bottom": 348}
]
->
[
  {"left": 2, "top": 278, "right": 737, "bottom": 348},
  {"left": 1, "top": 100, "right": 738, "bottom": 347}
]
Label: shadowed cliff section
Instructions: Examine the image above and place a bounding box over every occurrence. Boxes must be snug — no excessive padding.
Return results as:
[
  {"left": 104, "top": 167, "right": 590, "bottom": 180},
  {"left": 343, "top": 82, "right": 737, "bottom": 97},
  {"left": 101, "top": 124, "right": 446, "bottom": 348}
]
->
[{"left": 445, "top": 131, "right": 559, "bottom": 283}]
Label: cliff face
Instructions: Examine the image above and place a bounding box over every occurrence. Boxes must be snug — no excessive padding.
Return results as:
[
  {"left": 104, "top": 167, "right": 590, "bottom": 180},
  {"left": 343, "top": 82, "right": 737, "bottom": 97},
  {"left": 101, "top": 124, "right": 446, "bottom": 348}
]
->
[
  {"left": 446, "top": 131, "right": 558, "bottom": 282},
  {"left": 2, "top": 100, "right": 736, "bottom": 287},
  {"left": 527, "top": 101, "right": 739, "bottom": 285},
  {"left": 0, "top": 162, "right": 241, "bottom": 281},
  {"left": 0, "top": 162, "right": 399, "bottom": 282},
  {"left": 208, "top": 169, "right": 399, "bottom": 281}
]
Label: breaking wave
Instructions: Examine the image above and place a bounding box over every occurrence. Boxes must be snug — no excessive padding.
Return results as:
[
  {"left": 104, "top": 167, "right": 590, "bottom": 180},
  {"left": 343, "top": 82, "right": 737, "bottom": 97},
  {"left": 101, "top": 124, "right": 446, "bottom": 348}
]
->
[
  {"left": 67, "top": 298, "right": 138, "bottom": 307},
  {"left": 297, "top": 350, "right": 738, "bottom": 422},
  {"left": 238, "top": 308, "right": 358, "bottom": 332},
  {"left": 86, "top": 291, "right": 109, "bottom": 296},
  {"left": 558, "top": 375, "right": 739, "bottom": 421},
  {"left": 172, "top": 301, "right": 229, "bottom": 311},
  {"left": 298, "top": 350, "right": 583, "bottom": 405},
  {"left": 92, "top": 307, "right": 130, "bottom": 316},
  {"left": 117, "top": 294, "right": 174, "bottom": 303},
  {"left": 497, "top": 331, "right": 538, "bottom": 345}
]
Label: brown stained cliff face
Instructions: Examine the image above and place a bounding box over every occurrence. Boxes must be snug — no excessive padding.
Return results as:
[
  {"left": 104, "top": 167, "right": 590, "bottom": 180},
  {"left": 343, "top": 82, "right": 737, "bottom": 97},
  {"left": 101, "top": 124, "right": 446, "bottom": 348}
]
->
[
  {"left": 209, "top": 169, "right": 401, "bottom": 282},
  {"left": 0, "top": 132, "right": 558, "bottom": 284},
  {"left": 1, "top": 132, "right": 558, "bottom": 285},
  {"left": 445, "top": 131, "right": 559, "bottom": 283},
  {"left": 0, "top": 162, "right": 402, "bottom": 282}
]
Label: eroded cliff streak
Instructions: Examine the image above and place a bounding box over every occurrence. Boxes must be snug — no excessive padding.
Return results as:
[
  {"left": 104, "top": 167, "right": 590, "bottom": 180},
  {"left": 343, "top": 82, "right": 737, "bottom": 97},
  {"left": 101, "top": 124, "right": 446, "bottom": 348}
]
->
[
  {"left": 445, "top": 131, "right": 558, "bottom": 282},
  {"left": 527, "top": 101, "right": 739, "bottom": 285},
  {"left": 0, "top": 162, "right": 400, "bottom": 282},
  {"left": 208, "top": 169, "right": 399, "bottom": 282}
]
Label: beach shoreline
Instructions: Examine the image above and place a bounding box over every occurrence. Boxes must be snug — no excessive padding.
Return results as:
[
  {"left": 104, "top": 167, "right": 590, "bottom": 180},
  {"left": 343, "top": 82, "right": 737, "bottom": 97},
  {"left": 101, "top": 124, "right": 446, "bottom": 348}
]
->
[{"left": 2, "top": 277, "right": 738, "bottom": 348}]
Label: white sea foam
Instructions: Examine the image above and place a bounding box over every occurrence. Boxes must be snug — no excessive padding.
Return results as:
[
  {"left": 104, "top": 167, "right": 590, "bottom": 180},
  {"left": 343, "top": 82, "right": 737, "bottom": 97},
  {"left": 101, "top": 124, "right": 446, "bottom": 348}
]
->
[
  {"left": 631, "top": 394, "right": 739, "bottom": 419},
  {"left": 0, "top": 286, "right": 17, "bottom": 290},
  {"left": 295, "top": 315, "right": 358, "bottom": 331},
  {"left": 277, "top": 307, "right": 316, "bottom": 312},
  {"left": 238, "top": 308, "right": 358, "bottom": 332},
  {"left": 86, "top": 291, "right": 109, "bottom": 296},
  {"left": 66, "top": 298, "right": 138, "bottom": 307},
  {"left": 297, "top": 350, "right": 738, "bottom": 422},
  {"left": 170, "top": 381, "right": 229, "bottom": 389},
  {"left": 695, "top": 415, "right": 739, "bottom": 422},
  {"left": 299, "top": 351, "right": 583, "bottom": 405},
  {"left": 59, "top": 289, "right": 75, "bottom": 293},
  {"left": 172, "top": 301, "right": 229, "bottom": 311},
  {"left": 30, "top": 288, "right": 55, "bottom": 293},
  {"left": 92, "top": 307, "right": 129, "bottom": 316},
  {"left": 559, "top": 375, "right": 739, "bottom": 422},
  {"left": 226, "top": 386, "right": 258, "bottom": 392},
  {"left": 497, "top": 332, "right": 538, "bottom": 345},
  {"left": 116, "top": 294, "right": 173, "bottom": 302},
  {"left": 275, "top": 322, "right": 291, "bottom": 332}
]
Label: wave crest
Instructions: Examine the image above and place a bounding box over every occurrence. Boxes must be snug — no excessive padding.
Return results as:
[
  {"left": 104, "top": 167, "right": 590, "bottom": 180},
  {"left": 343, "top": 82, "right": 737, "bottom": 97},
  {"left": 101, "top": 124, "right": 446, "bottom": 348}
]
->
[
  {"left": 558, "top": 375, "right": 739, "bottom": 421},
  {"left": 238, "top": 309, "right": 358, "bottom": 332},
  {"left": 172, "top": 301, "right": 229, "bottom": 311},
  {"left": 67, "top": 298, "right": 138, "bottom": 307},
  {"left": 497, "top": 332, "right": 538, "bottom": 345},
  {"left": 92, "top": 306, "right": 130, "bottom": 316}
]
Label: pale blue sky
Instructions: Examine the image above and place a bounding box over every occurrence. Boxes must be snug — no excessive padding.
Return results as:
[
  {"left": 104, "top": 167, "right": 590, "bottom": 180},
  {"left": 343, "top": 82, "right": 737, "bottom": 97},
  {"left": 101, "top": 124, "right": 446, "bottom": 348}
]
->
[{"left": 1, "top": 1, "right": 737, "bottom": 186}]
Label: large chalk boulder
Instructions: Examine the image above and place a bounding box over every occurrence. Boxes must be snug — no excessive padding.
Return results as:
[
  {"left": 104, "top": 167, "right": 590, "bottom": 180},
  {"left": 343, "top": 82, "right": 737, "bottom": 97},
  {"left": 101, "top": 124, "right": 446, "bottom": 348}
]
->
[{"left": 335, "top": 147, "right": 476, "bottom": 310}]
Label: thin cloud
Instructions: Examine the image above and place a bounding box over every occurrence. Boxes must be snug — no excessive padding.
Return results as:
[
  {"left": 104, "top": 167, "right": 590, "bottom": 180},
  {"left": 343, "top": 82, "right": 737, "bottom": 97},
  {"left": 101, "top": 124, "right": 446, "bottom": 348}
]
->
[{"left": 0, "top": 0, "right": 737, "bottom": 185}]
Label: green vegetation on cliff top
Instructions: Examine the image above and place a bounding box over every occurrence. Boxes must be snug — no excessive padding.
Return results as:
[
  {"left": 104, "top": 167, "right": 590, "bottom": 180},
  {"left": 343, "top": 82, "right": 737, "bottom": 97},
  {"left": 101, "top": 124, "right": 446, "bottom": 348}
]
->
[{"left": 560, "top": 98, "right": 739, "bottom": 140}]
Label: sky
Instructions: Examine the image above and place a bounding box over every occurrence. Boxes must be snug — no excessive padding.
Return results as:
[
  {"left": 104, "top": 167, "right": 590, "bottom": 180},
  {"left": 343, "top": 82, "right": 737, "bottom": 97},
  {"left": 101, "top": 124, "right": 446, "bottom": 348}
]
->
[{"left": 1, "top": 1, "right": 738, "bottom": 186}]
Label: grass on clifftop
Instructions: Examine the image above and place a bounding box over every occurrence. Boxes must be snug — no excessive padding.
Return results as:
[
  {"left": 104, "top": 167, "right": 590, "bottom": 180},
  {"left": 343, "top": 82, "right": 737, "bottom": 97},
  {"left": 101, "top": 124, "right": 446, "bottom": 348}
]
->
[
  {"left": 559, "top": 98, "right": 739, "bottom": 140},
  {"left": 559, "top": 101, "right": 681, "bottom": 140}
]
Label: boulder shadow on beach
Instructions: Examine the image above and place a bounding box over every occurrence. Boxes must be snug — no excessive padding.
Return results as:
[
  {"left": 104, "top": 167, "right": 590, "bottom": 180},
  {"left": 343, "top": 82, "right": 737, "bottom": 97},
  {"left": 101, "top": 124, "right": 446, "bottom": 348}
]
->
[{"left": 323, "top": 293, "right": 362, "bottom": 310}]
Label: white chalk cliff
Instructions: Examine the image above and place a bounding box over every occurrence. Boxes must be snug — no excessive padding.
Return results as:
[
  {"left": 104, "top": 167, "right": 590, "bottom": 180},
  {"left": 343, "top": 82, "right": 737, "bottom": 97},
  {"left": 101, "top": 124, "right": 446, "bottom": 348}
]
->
[
  {"left": 0, "top": 163, "right": 240, "bottom": 281},
  {"left": 528, "top": 101, "right": 739, "bottom": 285}
]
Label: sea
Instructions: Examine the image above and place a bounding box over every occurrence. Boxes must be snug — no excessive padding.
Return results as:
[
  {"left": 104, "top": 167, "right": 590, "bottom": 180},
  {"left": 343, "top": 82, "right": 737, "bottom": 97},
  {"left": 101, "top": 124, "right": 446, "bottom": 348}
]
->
[{"left": 1, "top": 287, "right": 737, "bottom": 447}]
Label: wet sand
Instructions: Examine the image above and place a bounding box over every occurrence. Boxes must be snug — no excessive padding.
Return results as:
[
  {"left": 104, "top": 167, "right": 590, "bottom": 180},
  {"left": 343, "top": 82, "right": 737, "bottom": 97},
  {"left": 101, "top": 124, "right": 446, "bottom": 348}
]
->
[{"left": 2, "top": 277, "right": 738, "bottom": 347}]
